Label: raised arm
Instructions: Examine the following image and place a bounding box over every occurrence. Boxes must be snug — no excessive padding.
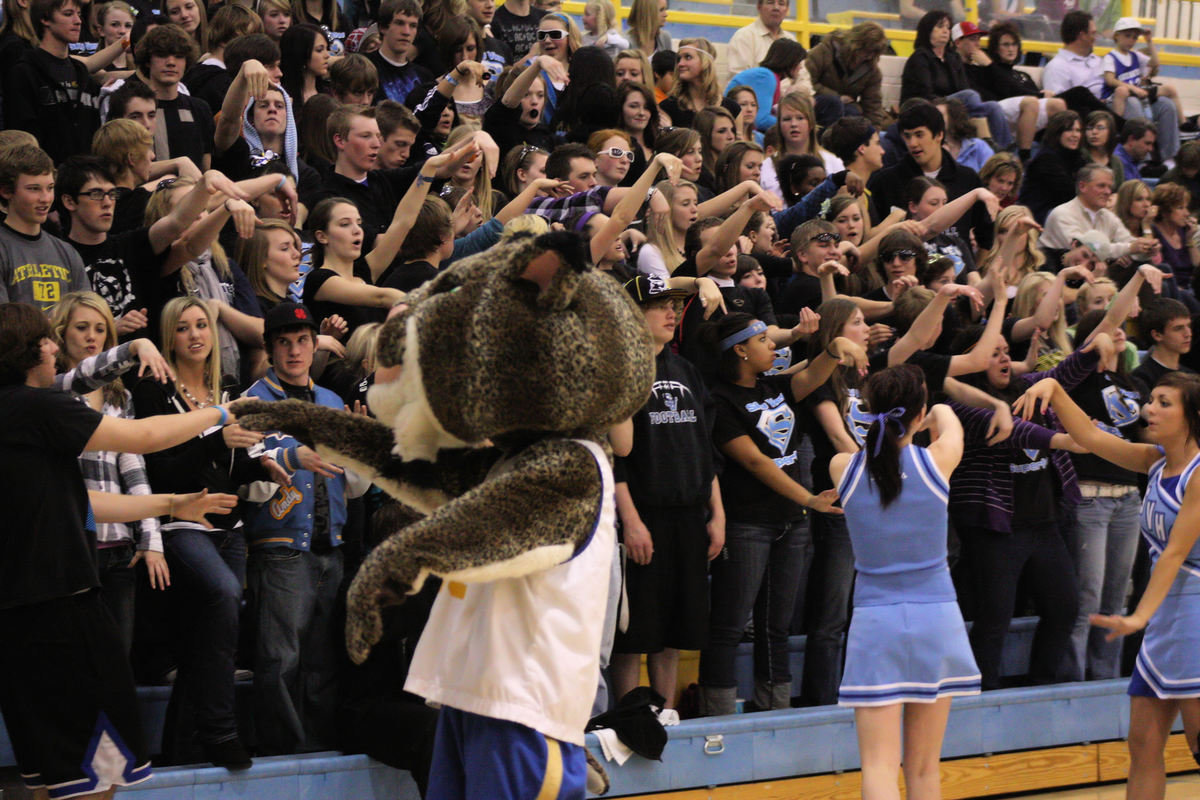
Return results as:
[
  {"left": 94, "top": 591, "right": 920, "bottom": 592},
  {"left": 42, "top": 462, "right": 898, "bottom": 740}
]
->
[
  {"left": 696, "top": 179, "right": 762, "bottom": 219},
  {"left": 1010, "top": 264, "right": 1092, "bottom": 342},
  {"left": 590, "top": 153, "right": 682, "bottom": 264},
  {"left": 1013, "top": 377, "right": 1161, "bottom": 473},
  {"left": 86, "top": 404, "right": 233, "bottom": 454},
  {"left": 923, "top": 403, "right": 964, "bottom": 478},
  {"left": 890, "top": 282, "right": 985, "bottom": 367},
  {"left": 215, "top": 59, "right": 272, "bottom": 154},
  {"left": 791, "top": 336, "right": 868, "bottom": 401},
  {"left": 148, "top": 170, "right": 249, "bottom": 254},
  {"left": 697, "top": 192, "right": 782, "bottom": 274},
  {"left": 947, "top": 267, "right": 1009, "bottom": 375},
  {"left": 922, "top": 187, "right": 1000, "bottom": 237},
  {"left": 364, "top": 138, "right": 482, "bottom": 279}
]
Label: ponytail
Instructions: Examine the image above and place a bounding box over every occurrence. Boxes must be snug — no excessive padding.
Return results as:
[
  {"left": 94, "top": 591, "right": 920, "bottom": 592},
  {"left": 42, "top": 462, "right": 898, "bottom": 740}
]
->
[{"left": 862, "top": 365, "right": 926, "bottom": 508}]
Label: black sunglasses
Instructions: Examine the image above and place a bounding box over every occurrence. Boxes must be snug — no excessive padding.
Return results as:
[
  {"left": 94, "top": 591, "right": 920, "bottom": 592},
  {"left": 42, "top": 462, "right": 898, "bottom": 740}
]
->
[
  {"left": 156, "top": 177, "right": 178, "bottom": 192},
  {"left": 884, "top": 249, "right": 918, "bottom": 261},
  {"left": 809, "top": 232, "right": 841, "bottom": 244}
]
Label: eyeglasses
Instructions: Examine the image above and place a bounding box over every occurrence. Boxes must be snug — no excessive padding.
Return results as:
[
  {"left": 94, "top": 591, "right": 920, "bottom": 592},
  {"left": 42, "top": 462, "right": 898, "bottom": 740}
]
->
[
  {"left": 884, "top": 249, "right": 918, "bottom": 261},
  {"left": 77, "top": 188, "right": 126, "bottom": 202},
  {"left": 599, "top": 147, "right": 634, "bottom": 162},
  {"left": 536, "top": 29, "right": 567, "bottom": 40},
  {"left": 809, "top": 232, "right": 841, "bottom": 244},
  {"left": 156, "top": 177, "right": 178, "bottom": 192}
]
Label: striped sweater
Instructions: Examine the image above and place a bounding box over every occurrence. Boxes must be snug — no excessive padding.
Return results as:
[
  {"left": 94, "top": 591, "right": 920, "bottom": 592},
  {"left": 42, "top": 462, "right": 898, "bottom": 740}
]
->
[{"left": 948, "top": 347, "right": 1100, "bottom": 533}]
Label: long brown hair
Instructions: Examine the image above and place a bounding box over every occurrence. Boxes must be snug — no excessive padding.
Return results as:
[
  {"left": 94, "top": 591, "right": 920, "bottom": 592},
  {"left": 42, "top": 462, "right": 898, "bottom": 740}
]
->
[
  {"left": 808, "top": 297, "right": 861, "bottom": 416},
  {"left": 238, "top": 220, "right": 303, "bottom": 305}
]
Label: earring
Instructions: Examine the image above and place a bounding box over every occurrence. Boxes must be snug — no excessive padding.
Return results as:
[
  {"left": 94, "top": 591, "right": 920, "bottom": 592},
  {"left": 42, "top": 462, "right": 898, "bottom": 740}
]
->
[{"left": 742, "top": 355, "right": 749, "bottom": 360}]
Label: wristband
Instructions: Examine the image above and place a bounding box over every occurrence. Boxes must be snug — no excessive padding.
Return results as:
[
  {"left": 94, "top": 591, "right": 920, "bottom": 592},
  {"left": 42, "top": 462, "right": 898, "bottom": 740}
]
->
[
  {"left": 275, "top": 174, "right": 288, "bottom": 192},
  {"left": 416, "top": 173, "right": 435, "bottom": 185},
  {"left": 223, "top": 198, "right": 235, "bottom": 213},
  {"left": 216, "top": 405, "right": 229, "bottom": 426},
  {"left": 444, "top": 72, "right": 459, "bottom": 87},
  {"left": 825, "top": 343, "right": 840, "bottom": 359}
]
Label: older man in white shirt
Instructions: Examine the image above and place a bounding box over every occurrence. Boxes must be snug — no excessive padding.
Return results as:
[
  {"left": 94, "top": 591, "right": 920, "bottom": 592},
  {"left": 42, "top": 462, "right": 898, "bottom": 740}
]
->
[
  {"left": 1041, "top": 163, "right": 1159, "bottom": 261},
  {"left": 729, "top": 0, "right": 793, "bottom": 71}
]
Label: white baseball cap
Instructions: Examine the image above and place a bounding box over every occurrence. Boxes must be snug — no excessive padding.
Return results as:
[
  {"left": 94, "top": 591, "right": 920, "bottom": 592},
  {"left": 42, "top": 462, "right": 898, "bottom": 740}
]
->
[{"left": 1113, "top": 17, "right": 1148, "bottom": 33}]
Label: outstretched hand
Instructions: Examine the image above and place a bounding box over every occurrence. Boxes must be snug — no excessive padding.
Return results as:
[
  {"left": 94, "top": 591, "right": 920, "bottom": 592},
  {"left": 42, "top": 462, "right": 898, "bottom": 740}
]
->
[
  {"left": 1012, "top": 377, "right": 1060, "bottom": 421},
  {"left": 1090, "top": 612, "right": 1146, "bottom": 641}
]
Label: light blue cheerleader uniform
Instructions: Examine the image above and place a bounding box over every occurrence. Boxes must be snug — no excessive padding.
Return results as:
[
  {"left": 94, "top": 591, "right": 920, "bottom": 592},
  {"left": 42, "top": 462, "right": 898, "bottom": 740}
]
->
[
  {"left": 837, "top": 445, "right": 981, "bottom": 706},
  {"left": 1129, "top": 451, "right": 1200, "bottom": 698}
]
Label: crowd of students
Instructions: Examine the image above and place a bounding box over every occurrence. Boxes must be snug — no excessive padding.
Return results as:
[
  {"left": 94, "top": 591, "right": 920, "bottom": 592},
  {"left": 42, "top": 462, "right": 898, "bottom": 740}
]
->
[{"left": 3, "top": 0, "right": 1200, "bottom": 796}]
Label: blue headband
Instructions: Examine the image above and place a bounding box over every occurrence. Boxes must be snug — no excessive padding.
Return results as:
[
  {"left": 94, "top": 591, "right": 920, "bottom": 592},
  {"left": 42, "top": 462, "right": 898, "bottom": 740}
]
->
[
  {"left": 869, "top": 406, "right": 907, "bottom": 456},
  {"left": 721, "top": 320, "right": 767, "bottom": 351}
]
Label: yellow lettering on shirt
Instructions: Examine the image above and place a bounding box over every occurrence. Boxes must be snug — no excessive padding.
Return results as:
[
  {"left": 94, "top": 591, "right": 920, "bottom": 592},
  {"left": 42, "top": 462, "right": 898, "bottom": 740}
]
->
[{"left": 269, "top": 486, "right": 303, "bottom": 520}]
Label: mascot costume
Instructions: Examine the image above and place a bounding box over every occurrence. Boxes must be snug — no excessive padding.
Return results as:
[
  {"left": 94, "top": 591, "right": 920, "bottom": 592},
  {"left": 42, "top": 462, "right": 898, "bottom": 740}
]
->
[{"left": 234, "top": 230, "right": 655, "bottom": 799}]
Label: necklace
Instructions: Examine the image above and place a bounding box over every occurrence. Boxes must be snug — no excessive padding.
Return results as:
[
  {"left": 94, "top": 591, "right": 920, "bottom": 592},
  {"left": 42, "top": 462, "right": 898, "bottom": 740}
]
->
[{"left": 178, "top": 380, "right": 214, "bottom": 408}]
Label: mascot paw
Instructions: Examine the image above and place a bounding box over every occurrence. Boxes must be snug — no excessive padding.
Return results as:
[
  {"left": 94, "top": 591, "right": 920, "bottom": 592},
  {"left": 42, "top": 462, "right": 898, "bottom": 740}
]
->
[
  {"left": 585, "top": 751, "right": 610, "bottom": 795},
  {"left": 345, "top": 590, "right": 384, "bottom": 665},
  {"left": 231, "top": 398, "right": 319, "bottom": 444}
]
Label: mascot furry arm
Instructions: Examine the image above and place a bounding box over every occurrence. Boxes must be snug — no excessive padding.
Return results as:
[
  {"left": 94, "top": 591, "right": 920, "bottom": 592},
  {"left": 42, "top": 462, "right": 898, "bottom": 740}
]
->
[{"left": 233, "top": 231, "right": 654, "bottom": 666}]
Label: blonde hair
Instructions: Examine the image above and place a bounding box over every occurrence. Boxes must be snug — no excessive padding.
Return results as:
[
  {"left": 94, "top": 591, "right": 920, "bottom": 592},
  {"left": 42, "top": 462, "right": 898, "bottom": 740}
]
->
[
  {"left": 627, "top": 0, "right": 663, "bottom": 55},
  {"left": 1014, "top": 271, "right": 1071, "bottom": 355},
  {"left": 49, "top": 292, "right": 126, "bottom": 407},
  {"left": 538, "top": 12, "right": 582, "bottom": 59},
  {"left": 1075, "top": 277, "right": 1117, "bottom": 317},
  {"left": 238, "top": 220, "right": 302, "bottom": 304},
  {"left": 145, "top": 177, "right": 232, "bottom": 284},
  {"left": 775, "top": 92, "right": 820, "bottom": 157},
  {"left": 98, "top": 1, "right": 136, "bottom": 33},
  {"left": 445, "top": 126, "right": 495, "bottom": 218},
  {"left": 977, "top": 205, "right": 1044, "bottom": 282},
  {"left": 344, "top": 321, "right": 381, "bottom": 379},
  {"left": 501, "top": 214, "right": 550, "bottom": 240},
  {"left": 585, "top": 0, "right": 617, "bottom": 34},
  {"left": 91, "top": 119, "right": 152, "bottom": 178},
  {"left": 670, "top": 38, "right": 721, "bottom": 111},
  {"left": 614, "top": 49, "right": 654, "bottom": 92},
  {"left": 164, "top": 0, "right": 210, "bottom": 52},
  {"left": 258, "top": 0, "right": 293, "bottom": 16},
  {"left": 645, "top": 179, "right": 695, "bottom": 274},
  {"left": 160, "top": 296, "right": 223, "bottom": 396}
]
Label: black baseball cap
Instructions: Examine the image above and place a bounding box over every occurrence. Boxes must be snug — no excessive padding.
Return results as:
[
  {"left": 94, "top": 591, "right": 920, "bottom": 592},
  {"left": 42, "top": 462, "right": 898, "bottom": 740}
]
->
[
  {"left": 623, "top": 275, "right": 690, "bottom": 305},
  {"left": 263, "top": 301, "right": 319, "bottom": 347}
]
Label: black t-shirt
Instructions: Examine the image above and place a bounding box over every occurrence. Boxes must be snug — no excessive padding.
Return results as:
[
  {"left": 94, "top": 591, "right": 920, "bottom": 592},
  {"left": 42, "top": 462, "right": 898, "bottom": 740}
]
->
[
  {"left": 776, "top": 271, "right": 824, "bottom": 316},
  {"left": 490, "top": 4, "right": 547, "bottom": 60},
  {"left": 112, "top": 187, "right": 151, "bottom": 237},
  {"left": 621, "top": 347, "right": 716, "bottom": 509},
  {"left": 70, "top": 228, "right": 164, "bottom": 324},
  {"left": 1070, "top": 369, "right": 1148, "bottom": 486},
  {"left": 368, "top": 50, "right": 434, "bottom": 105},
  {"left": 1009, "top": 442, "right": 1058, "bottom": 526},
  {"left": 804, "top": 355, "right": 880, "bottom": 491},
  {"left": 678, "top": 282, "right": 778, "bottom": 383},
  {"left": 901, "top": 348, "right": 952, "bottom": 397},
  {"left": 157, "top": 93, "right": 215, "bottom": 169},
  {"left": 0, "top": 385, "right": 103, "bottom": 609},
  {"left": 1133, "top": 353, "right": 1196, "bottom": 393},
  {"left": 302, "top": 259, "right": 386, "bottom": 336},
  {"left": 379, "top": 259, "right": 437, "bottom": 292},
  {"left": 712, "top": 373, "right": 808, "bottom": 524}
]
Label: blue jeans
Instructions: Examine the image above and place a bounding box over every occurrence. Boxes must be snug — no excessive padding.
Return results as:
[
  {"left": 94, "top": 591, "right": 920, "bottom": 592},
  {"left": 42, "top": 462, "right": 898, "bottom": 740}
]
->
[
  {"left": 799, "top": 511, "right": 855, "bottom": 706},
  {"left": 1065, "top": 492, "right": 1141, "bottom": 680},
  {"left": 700, "top": 518, "right": 812, "bottom": 690},
  {"left": 97, "top": 542, "right": 136, "bottom": 656},
  {"left": 247, "top": 546, "right": 343, "bottom": 755},
  {"left": 163, "top": 527, "right": 246, "bottom": 744},
  {"left": 948, "top": 88, "right": 1014, "bottom": 148}
]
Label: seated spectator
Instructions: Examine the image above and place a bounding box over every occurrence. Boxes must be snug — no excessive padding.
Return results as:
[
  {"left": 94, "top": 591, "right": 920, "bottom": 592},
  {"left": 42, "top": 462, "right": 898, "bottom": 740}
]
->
[
  {"left": 464, "top": 0, "right": 513, "bottom": 70},
  {"left": 1114, "top": 119, "right": 1157, "bottom": 184},
  {"left": 330, "top": 53, "right": 380, "bottom": 106},
  {"left": 1017, "top": 110, "right": 1087, "bottom": 224},
  {"left": 374, "top": 102, "right": 420, "bottom": 171},
  {"left": 280, "top": 24, "right": 332, "bottom": 105},
  {"left": 1132, "top": 296, "right": 1195, "bottom": 389},
  {"left": 96, "top": 1, "right": 135, "bottom": 71},
  {"left": 1150, "top": 182, "right": 1200, "bottom": 298},
  {"left": 1161, "top": 140, "right": 1200, "bottom": 212},
  {"left": 724, "top": 37, "right": 813, "bottom": 133},
  {"left": 369, "top": 0, "right": 433, "bottom": 105},
  {"left": 727, "top": 85, "right": 764, "bottom": 145},
  {"left": 589, "top": 129, "right": 635, "bottom": 188},
  {"left": 695, "top": 106, "right": 737, "bottom": 182},
  {"left": 499, "top": 143, "right": 550, "bottom": 198},
  {"left": 105, "top": 78, "right": 159, "bottom": 132},
  {"left": 1102, "top": 17, "right": 1181, "bottom": 162},
  {"left": 1043, "top": 12, "right": 1136, "bottom": 126},
  {"left": 581, "top": 0, "right": 629, "bottom": 60},
  {"left": 182, "top": 4, "right": 262, "bottom": 112},
  {"left": 901, "top": 11, "right": 1012, "bottom": 150},
  {"left": 979, "top": 152, "right": 1022, "bottom": 207},
  {"left": 1083, "top": 110, "right": 1124, "bottom": 187},
  {"left": 651, "top": 49, "right": 676, "bottom": 103},
  {"left": 259, "top": 0, "right": 293, "bottom": 41},
  {"left": 617, "top": 81, "right": 659, "bottom": 174},
  {"left": 727, "top": 0, "right": 794, "bottom": 75},
  {"left": 867, "top": 100, "right": 994, "bottom": 251},
  {"left": 1040, "top": 163, "right": 1158, "bottom": 263},
  {"left": 938, "top": 96, "right": 994, "bottom": 173},
  {"left": 802, "top": 22, "right": 890, "bottom": 129},
  {"left": 0, "top": 145, "right": 90, "bottom": 310},
  {"left": 3, "top": 0, "right": 102, "bottom": 164},
  {"left": 626, "top": 0, "right": 670, "bottom": 57},
  {"left": 962, "top": 21, "right": 1067, "bottom": 159},
  {"left": 761, "top": 94, "right": 843, "bottom": 198},
  {"left": 615, "top": 48, "right": 654, "bottom": 93}
]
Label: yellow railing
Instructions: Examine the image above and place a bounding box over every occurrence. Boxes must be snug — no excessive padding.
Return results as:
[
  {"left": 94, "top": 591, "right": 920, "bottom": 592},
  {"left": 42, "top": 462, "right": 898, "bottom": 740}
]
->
[{"left": 547, "top": 0, "right": 1200, "bottom": 67}]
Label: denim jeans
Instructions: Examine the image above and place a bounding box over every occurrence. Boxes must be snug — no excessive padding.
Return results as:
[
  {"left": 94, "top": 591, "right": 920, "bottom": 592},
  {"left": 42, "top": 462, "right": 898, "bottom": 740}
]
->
[
  {"left": 97, "top": 542, "right": 136, "bottom": 656},
  {"left": 163, "top": 527, "right": 246, "bottom": 744},
  {"left": 700, "top": 518, "right": 812, "bottom": 690},
  {"left": 960, "top": 520, "right": 1078, "bottom": 689},
  {"left": 799, "top": 512, "right": 855, "bottom": 706},
  {"left": 1064, "top": 492, "right": 1141, "bottom": 680},
  {"left": 948, "top": 88, "right": 1014, "bottom": 148},
  {"left": 247, "top": 546, "right": 344, "bottom": 755}
]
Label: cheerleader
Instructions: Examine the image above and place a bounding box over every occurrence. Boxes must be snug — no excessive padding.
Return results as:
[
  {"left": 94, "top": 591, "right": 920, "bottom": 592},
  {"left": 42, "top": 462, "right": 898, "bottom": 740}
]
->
[
  {"left": 1015, "top": 372, "right": 1200, "bottom": 800},
  {"left": 829, "top": 365, "right": 979, "bottom": 800}
]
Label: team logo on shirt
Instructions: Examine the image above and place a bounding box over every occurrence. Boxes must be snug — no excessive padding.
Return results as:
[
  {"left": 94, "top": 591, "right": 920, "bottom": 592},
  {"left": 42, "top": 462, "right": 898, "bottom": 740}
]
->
[
  {"left": 270, "top": 486, "right": 303, "bottom": 520},
  {"left": 1102, "top": 384, "right": 1142, "bottom": 428},
  {"left": 764, "top": 346, "right": 791, "bottom": 376},
  {"left": 1141, "top": 497, "right": 1168, "bottom": 544},
  {"left": 1011, "top": 448, "right": 1049, "bottom": 473},
  {"left": 648, "top": 380, "right": 698, "bottom": 424},
  {"left": 845, "top": 389, "right": 872, "bottom": 445},
  {"left": 746, "top": 393, "right": 797, "bottom": 467}
]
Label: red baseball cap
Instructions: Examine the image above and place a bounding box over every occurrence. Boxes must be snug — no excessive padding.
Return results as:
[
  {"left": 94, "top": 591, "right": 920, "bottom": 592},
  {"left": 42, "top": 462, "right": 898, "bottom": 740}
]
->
[{"left": 951, "top": 21, "right": 987, "bottom": 40}]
